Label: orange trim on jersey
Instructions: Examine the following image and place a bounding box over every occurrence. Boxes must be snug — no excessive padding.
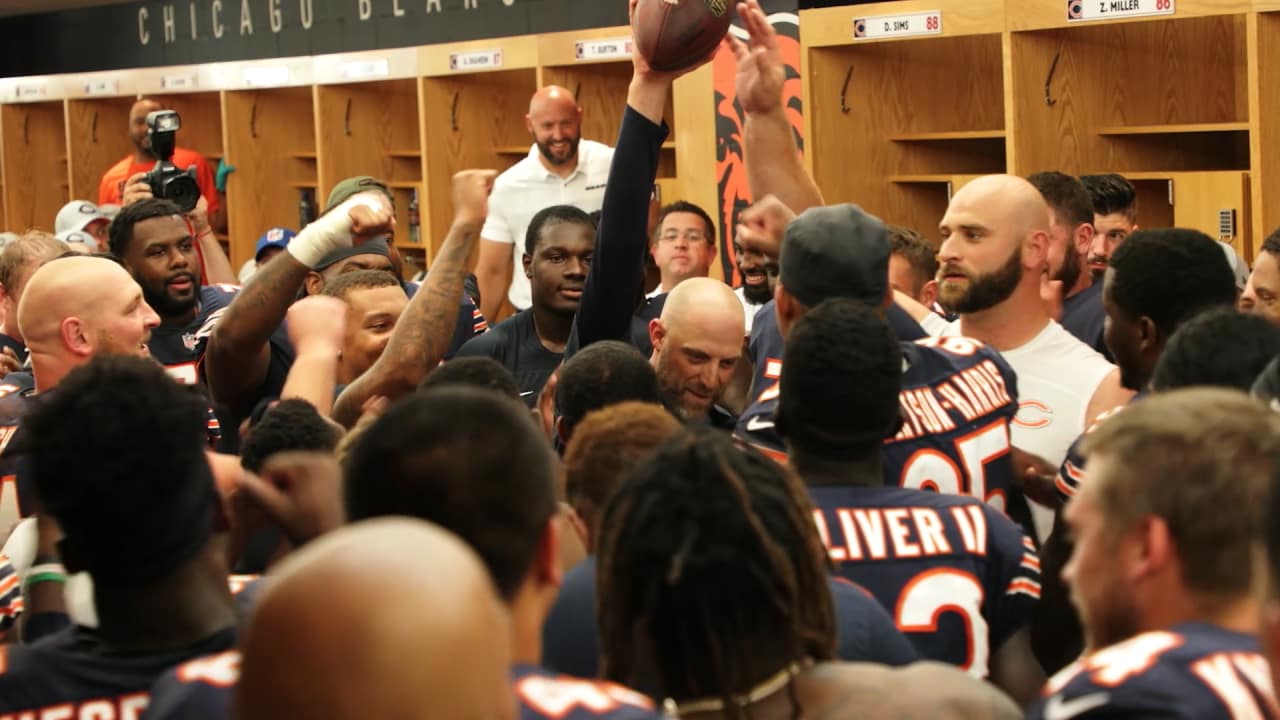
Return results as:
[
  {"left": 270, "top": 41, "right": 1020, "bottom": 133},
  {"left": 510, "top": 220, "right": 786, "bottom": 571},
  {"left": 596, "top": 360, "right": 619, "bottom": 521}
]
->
[
  {"left": 750, "top": 442, "right": 789, "bottom": 464},
  {"left": 1055, "top": 473, "right": 1076, "bottom": 499},
  {"left": 1007, "top": 579, "right": 1042, "bottom": 599}
]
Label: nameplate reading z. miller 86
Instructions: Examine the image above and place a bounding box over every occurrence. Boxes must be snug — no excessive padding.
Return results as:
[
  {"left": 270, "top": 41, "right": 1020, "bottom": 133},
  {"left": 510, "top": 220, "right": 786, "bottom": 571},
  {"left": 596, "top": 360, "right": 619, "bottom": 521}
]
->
[
  {"left": 854, "top": 11, "right": 942, "bottom": 40},
  {"left": 1068, "top": 0, "right": 1174, "bottom": 22}
]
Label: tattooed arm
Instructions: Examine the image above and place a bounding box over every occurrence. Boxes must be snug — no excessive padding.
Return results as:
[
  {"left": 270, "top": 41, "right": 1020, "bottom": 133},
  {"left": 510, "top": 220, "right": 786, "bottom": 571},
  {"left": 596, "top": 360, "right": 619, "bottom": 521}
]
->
[
  {"left": 204, "top": 195, "right": 393, "bottom": 413},
  {"left": 203, "top": 253, "right": 310, "bottom": 411},
  {"left": 331, "top": 171, "right": 497, "bottom": 429}
]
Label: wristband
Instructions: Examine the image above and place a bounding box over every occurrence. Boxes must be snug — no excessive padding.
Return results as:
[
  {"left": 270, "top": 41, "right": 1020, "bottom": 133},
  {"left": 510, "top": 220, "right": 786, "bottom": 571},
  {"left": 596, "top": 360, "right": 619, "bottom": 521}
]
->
[
  {"left": 24, "top": 563, "right": 67, "bottom": 588},
  {"left": 286, "top": 193, "right": 384, "bottom": 269},
  {"left": 24, "top": 572, "right": 66, "bottom": 587}
]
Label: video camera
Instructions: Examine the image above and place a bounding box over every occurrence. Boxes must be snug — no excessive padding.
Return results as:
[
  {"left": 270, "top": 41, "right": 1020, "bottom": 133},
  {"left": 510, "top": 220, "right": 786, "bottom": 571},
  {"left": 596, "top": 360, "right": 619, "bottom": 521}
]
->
[{"left": 144, "top": 110, "right": 201, "bottom": 212}]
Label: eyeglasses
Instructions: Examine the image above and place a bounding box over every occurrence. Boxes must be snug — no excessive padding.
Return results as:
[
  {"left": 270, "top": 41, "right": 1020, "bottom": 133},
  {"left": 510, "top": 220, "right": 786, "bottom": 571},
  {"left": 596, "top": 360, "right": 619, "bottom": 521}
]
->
[{"left": 659, "top": 230, "right": 707, "bottom": 243}]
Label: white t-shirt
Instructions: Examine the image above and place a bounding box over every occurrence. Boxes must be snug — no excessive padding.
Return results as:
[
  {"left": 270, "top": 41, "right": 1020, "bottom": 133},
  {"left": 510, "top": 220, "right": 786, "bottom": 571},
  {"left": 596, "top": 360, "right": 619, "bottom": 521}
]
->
[
  {"left": 941, "top": 319, "right": 1115, "bottom": 540},
  {"left": 735, "top": 286, "right": 766, "bottom": 334},
  {"left": 481, "top": 140, "right": 615, "bottom": 310}
]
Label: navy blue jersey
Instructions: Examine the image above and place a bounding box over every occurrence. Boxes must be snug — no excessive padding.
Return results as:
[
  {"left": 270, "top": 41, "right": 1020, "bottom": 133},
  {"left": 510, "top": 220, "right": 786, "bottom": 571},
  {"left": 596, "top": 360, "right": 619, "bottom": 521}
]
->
[
  {"left": 0, "top": 333, "right": 26, "bottom": 365},
  {"left": 809, "top": 484, "right": 1040, "bottom": 676},
  {"left": 0, "top": 626, "right": 236, "bottom": 716},
  {"left": 737, "top": 335, "right": 1024, "bottom": 519},
  {"left": 0, "top": 372, "right": 35, "bottom": 528},
  {"left": 1062, "top": 281, "right": 1110, "bottom": 360},
  {"left": 454, "top": 309, "right": 562, "bottom": 407},
  {"left": 147, "top": 284, "right": 293, "bottom": 453},
  {"left": 886, "top": 337, "right": 1021, "bottom": 514},
  {"left": 746, "top": 303, "right": 927, "bottom": 404},
  {"left": 0, "top": 554, "right": 21, "bottom": 641},
  {"left": 541, "top": 557, "right": 916, "bottom": 679},
  {"left": 141, "top": 651, "right": 239, "bottom": 720},
  {"left": 513, "top": 664, "right": 662, "bottom": 720},
  {"left": 1029, "top": 623, "right": 1277, "bottom": 719},
  {"left": 148, "top": 284, "right": 239, "bottom": 384},
  {"left": 1055, "top": 393, "right": 1145, "bottom": 505},
  {"left": 135, "top": 576, "right": 261, "bottom": 720}
]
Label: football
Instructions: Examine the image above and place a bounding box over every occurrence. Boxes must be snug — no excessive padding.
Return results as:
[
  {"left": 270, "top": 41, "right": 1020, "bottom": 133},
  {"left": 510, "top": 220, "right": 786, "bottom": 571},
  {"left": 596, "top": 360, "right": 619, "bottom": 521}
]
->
[{"left": 633, "top": 0, "right": 735, "bottom": 73}]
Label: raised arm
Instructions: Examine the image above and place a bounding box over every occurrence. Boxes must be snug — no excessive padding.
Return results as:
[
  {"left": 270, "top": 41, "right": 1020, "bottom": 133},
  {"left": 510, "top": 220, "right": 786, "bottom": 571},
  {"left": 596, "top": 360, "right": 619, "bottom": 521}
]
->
[
  {"left": 204, "top": 193, "right": 393, "bottom": 412},
  {"left": 569, "top": 0, "right": 717, "bottom": 356},
  {"left": 729, "top": 0, "right": 824, "bottom": 212},
  {"left": 121, "top": 173, "right": 236, "bottom": 286},
  {"left": 331, "top": 171, "right": 496, "bottom": 428},
  {"left": 279, "top": 295, "right": 349, "bottom": 417},
  {"left": 189, "top": 197, "right": 236, "bottom": 286}
]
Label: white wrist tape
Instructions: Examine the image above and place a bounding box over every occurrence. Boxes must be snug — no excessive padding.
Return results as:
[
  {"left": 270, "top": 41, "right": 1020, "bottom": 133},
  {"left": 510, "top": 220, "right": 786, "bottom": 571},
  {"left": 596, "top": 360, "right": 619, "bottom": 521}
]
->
[{"left": 287, "top": 193, "right": 385, "bottom": 269}]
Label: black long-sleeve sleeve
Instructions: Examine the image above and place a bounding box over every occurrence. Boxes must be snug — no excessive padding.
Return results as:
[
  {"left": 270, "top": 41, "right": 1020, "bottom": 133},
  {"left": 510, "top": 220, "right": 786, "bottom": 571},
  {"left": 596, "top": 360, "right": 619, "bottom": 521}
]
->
[{"left": 566, "top": 106, "right": 669, "bottom": 359}]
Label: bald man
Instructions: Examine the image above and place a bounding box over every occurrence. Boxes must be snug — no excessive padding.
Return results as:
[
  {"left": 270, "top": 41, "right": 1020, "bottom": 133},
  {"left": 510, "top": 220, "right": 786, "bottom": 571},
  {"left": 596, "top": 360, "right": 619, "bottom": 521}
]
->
[
  {"left": 934, "top": 175, "right": 1130, "bottom": 540},
  {"left": 98, "top": 98, "right": 221, "bottom": 229},
  {"left": 0, "top": 257, "right": 161, "bottom": 529},
  {"left": 647, "top": 277, "right": 744, "bottom": 423},
  {"left": 143, "top": 519, "right": 515, "bottom": 720},
  {"left": 475, "top": 86, "right": 616, "bottom": 322},
  {"left": 20, "top": 257, "right": 161, "bottom": 392}
]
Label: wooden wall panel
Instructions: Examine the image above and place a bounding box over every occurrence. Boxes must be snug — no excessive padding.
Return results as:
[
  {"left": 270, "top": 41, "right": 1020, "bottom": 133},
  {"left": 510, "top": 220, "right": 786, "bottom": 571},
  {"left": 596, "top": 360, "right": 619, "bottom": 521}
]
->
[
  {"left": 223, "top": 86, "right": 316, "bottom": 268},
  {"left": 420, "top": 69, "right": 537, "bottom": 263},
  {"left": 2, "top": 102, "right": 68, "bottom": 232},
  {"left": 64, "top": 97, "right": 133, "bottom": 202}
]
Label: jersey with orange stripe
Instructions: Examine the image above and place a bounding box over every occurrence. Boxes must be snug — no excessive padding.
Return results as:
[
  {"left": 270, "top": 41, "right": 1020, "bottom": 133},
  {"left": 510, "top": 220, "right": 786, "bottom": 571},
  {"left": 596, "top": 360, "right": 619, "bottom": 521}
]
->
[
  {"left": 1029, "top": 623, "right": 1278, "bottom": 719},
  {"left": 147, "top": 285, "right": 239, "bottom": 386},
  {"left": 0, "top": 372, "right": 35, "bottom": 532},
  {"left": 1055, "top": 393, "right": 1146, "bottom": 505},
  {"left": 0, "top": 626, "right": 236, "bottom": 717},
  {"left": 736, "top": 333, "right": 1029, "bottom": 527},
  {"left": 808, "top": 485, "right": 1039, "bottom": 677},
  {"left": 0, "top": 556, "right": 22, "bottom": 641},
  {"left": 148, "top": 284, "right": 293, "bottom": 453},
  {"left": 513, "top": 665, "right": 664, "bottom": 720},
  {"left": 141, "top": 651, "right": 239, "bottom": 720}
]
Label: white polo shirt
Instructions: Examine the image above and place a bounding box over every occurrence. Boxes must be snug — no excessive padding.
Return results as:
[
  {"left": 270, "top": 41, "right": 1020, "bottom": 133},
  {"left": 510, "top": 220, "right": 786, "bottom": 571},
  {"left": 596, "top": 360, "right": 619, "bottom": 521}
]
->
[{"left": 481, "top": 140, "right": 615, "bottom": 310}]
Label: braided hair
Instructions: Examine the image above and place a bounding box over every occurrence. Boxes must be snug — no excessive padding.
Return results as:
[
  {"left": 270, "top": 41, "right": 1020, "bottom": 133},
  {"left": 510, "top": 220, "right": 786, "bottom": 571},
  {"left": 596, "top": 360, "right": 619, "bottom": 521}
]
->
[{"left": 596, "top": 429, "right": 835, "bottom": 715}]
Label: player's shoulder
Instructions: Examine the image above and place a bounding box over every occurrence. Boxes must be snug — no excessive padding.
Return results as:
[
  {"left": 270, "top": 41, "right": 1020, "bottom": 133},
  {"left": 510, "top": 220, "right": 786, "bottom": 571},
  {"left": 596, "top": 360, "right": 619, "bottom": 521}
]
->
[
  {"left": 455, "top": 316, "right": 514, "bottom": 358},
  {"left": 0, "top": 373, "right": 35, "bottom": 417},
  {"left": 201, "top": 284, "right": 240, "bottom": 306},
  {"left": 513, "top": 665, "right": 663, "bottom": 719},
  {"left": 846, "top": 484, "right": 988, "bottom": 513},
  {"left": 1033, "top": 625, "right": 1273, "bottom": 720},
  {"left": 143, "top": 651, "right": 239, "bottom": 720},
  {"left": 0, "top": 625, "right": 77, "bottom": 681},
  {"left": 907, "top": 335, "right": 1008, "bottom": 372}
]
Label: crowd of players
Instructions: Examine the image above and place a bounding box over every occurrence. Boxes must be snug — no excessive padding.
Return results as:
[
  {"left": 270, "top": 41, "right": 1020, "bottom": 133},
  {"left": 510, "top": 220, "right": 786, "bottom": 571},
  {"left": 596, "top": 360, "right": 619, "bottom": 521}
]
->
[{"left": 1, "top": 0, "right": 1280, "bottom": 717}]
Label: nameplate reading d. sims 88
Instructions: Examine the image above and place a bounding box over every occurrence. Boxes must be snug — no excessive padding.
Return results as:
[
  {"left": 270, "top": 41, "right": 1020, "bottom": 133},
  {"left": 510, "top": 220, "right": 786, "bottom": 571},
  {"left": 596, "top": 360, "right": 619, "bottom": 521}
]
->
[{"left": 853, "top": 11, "right": 942, "bottom": 40}]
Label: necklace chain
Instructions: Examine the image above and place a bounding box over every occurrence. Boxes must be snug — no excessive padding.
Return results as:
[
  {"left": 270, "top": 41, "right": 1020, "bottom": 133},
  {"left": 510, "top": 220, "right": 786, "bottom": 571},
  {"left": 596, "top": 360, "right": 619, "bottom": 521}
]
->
[{"left": 662, "top": 661, "right": 805, "bottom": 718}]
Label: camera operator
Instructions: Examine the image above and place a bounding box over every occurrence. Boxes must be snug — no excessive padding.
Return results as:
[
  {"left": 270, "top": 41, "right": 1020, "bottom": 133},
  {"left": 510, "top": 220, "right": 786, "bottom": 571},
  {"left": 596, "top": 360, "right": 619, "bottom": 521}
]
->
[{"left": 98, "top": 98, "right": 225, "bottom": 234}]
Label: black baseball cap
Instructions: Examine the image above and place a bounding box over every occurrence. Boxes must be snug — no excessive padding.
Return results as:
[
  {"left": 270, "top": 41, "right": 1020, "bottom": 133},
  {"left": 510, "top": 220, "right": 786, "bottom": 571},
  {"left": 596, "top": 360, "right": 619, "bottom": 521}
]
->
[
  {"left": 778, "top": 204, "right": 890, "bottom": 309},
  {"left": 314, "top": 237, "right": 391, "bottom": 272}
]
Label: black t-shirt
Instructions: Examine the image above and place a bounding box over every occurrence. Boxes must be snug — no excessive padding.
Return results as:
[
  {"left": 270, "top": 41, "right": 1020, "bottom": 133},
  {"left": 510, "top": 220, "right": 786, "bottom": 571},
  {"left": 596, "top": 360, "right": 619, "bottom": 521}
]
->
[
  {"left": 453, "top": 309, "right": 562, "bottom": 406},
  {"left": 0, "top": 626, "right": 237, "bottom": 715},
  {"left": 1061, "top": 281, "right": 1109, "bottom": 359}
]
